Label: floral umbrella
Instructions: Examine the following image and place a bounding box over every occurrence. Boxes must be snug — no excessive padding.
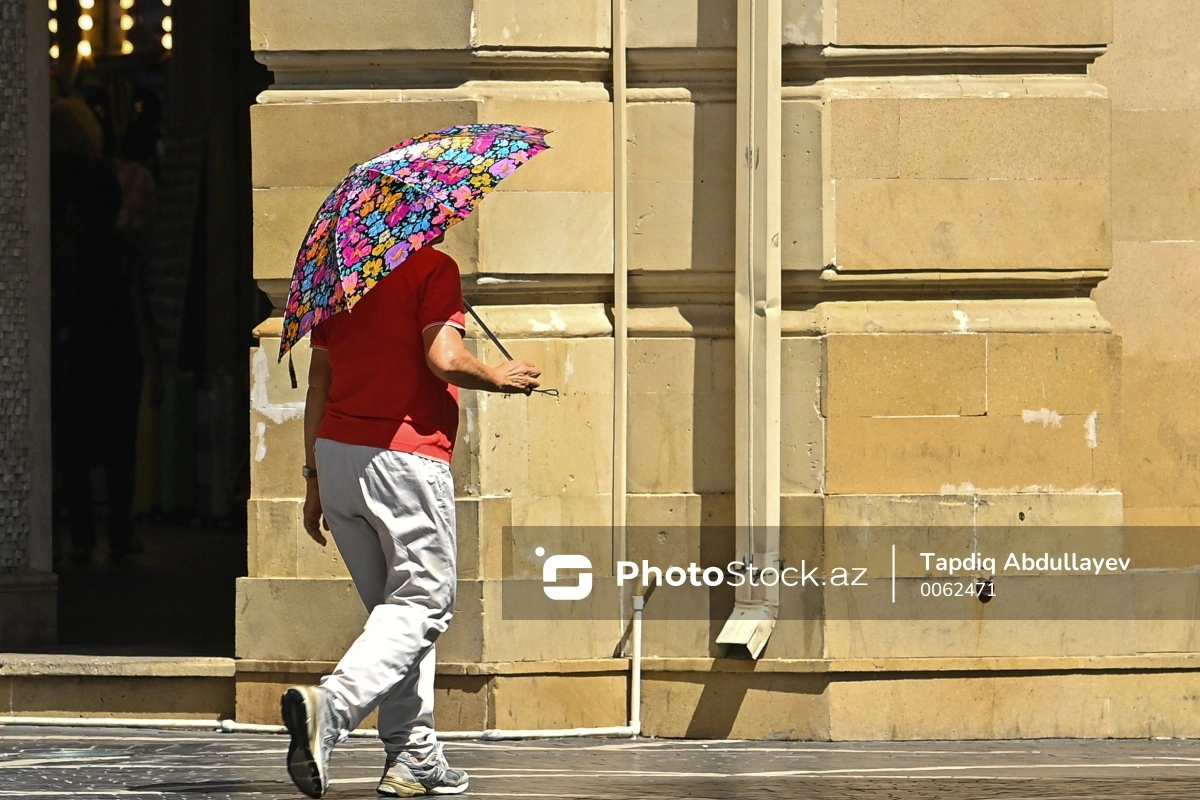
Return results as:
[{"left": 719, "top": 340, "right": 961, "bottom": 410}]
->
[{"left": 278, "top": 123, "right": 552, "bottom": 362}]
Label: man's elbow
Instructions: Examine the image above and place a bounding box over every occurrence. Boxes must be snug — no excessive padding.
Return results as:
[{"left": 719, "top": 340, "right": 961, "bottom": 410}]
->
[{"left": 426, "top": 350, "right": 458, "bottom": 380}]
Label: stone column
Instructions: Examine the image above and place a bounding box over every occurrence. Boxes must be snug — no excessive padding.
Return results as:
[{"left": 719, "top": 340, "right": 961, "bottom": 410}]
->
[
  {"left": 811, "top": 1, "right": 1129, "bottom": 739},
  {"left": 0, "top": 0, "right": 56, "bottom": 648},
  {"left": 814, "top": 1, "right": 1119, "bottom": 663}
]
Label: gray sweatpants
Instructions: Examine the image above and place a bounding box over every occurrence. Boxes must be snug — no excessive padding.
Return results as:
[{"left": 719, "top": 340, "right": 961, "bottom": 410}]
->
[{"left": 313, "top": 438, "right": 458, "bottom": 759}]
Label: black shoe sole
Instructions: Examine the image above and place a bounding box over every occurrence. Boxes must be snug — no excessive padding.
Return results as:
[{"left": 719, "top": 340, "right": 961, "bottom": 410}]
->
[{"left": 282, "top": 688, "right": 326, "bottom": 799}]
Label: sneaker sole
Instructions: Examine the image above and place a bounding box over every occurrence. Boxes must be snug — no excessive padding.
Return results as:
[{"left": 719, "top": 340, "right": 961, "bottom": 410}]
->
[
  {"left": 377, "top": 777, "right": 470, "bottom": 797},
  {"left": 282, "top": 688, "right": 327, "bottom": 799},
  {"left": 376, "top": 777, "right": 426, "bottom": 797}
]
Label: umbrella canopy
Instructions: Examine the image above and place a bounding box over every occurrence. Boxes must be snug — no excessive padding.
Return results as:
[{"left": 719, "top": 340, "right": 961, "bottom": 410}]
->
[{"left": 279, "top": 123, "right": 552, "bottom": 360}]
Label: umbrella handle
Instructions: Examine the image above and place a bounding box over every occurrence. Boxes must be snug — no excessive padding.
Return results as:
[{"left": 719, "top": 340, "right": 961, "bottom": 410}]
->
[{"left": 463, "top": 299, "right": 558, "bottom": 397}]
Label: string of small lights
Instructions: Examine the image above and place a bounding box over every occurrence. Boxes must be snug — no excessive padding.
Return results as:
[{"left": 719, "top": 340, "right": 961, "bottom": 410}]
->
[{"left": 50, "top": 0, "right": 174, "bottom": 63}]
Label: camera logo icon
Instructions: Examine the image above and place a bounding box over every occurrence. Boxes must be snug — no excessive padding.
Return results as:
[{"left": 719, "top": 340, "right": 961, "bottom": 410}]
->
[{"left": 537, "top": 547, "right": 593, "bottom": 601}]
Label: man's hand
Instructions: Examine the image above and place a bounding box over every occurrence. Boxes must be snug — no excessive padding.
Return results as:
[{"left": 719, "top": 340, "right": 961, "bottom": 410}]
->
[
  {"left": 491, "top": 359, "right": 542, "bottom": 394},
  {"left": 424, "top": 324, "right": 545, "bottom": 394},
  {"left": 303, "top": 481, "right": 328, "bottom": 546}
]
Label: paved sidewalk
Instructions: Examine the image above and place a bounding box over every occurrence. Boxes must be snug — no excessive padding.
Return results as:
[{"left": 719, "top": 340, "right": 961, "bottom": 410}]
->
[{"left": 3, "top": 725, "right": 1200, "bottom": 798}]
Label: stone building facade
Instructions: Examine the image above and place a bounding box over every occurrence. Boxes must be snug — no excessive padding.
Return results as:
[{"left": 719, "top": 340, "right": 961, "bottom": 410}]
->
[
  {"left": 2, "top": 0, "right": 1199, "bottom": 738},
  {"left": 235, "top": 0, "right": 1200, "bottom": 738}
]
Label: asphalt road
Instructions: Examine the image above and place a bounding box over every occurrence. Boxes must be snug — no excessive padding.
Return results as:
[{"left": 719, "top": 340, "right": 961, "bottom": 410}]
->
[{"left": 3, "top": 726, "right": 1200, "bottom": 799}]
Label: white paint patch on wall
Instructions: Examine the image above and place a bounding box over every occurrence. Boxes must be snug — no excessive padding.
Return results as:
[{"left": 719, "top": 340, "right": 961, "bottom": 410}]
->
[
  {"left": 529, "top": 309, "right": 567, "bottom": 333},
  {"left": 940, "top": 482, "right": 979, "bottom": 494},
  {"left": 255, "top": 422, "right": 267, "bottom": 463},
  {"left": 1023, "top": 408, "right": 1063, "bottom": 428},
  {"left": 952, "top": 310, "right": 971, "bottom": 333},
  {"left": 251, "top": 348, "right": 305, "bottom": 424},
  {"left": 783, "top": 1, "right": 824, "bottom": 43},
  {"left": 1085, "top": 411, "right": 1099, "bottom": 448}
]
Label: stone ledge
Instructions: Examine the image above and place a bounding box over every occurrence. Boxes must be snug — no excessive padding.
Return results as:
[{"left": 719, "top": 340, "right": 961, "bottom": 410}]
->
[
  {"left": 0, "top": 655, "right": 236, "bottom": 678},
  {"left": 252, "top": 46, "right": 1109, "bottom": 90},
  {"left": 237, "top": 653, "right": 1200, "bottom": 679},
  {"left": 643, "top": 654, "right": 1200, "bottom": 673},
  {"left": 237, "top": 658, "right": 628, "bottom": 676}
]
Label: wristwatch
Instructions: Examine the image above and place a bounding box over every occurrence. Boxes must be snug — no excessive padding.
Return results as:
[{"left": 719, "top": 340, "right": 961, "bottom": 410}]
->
[{"left": 302, "top": 465, "right": 318, "bottom": 480}]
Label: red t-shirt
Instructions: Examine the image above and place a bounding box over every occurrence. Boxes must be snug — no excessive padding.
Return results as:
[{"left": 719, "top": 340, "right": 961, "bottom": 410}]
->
[{"left": 310, "top": 247, "right": 466, "bottom": 463}]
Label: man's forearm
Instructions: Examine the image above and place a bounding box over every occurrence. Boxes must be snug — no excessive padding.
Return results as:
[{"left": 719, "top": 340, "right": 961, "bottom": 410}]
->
[
  {"left": 433, "top": 351, "right": 500, "bottom": 392},
  {"left": 304, "top": 386, "right": 329, "bottom": 469}
]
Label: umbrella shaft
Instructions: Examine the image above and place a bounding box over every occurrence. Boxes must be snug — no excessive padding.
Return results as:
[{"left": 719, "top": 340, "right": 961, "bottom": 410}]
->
[{"left": 463, "top": 299, "right": 514, "bottom": 361}]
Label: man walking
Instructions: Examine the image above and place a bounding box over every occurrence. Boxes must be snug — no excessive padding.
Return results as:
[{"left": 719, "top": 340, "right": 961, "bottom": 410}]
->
[{"left": 282, "top": 240, "right": 541, "bottom": 798}]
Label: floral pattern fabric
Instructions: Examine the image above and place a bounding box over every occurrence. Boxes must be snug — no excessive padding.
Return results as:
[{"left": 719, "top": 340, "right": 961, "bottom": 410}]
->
[{"left": 279, "top": 123, "right": 552, "bottom": 359}]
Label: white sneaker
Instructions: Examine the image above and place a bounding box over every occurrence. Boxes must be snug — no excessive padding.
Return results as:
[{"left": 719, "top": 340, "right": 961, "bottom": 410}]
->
[
  {"left": 281, "top": 686, "right": 339, "bottom": 798},
  {"left": 377, "top": 744, "right": 470, "bottom": 796}
]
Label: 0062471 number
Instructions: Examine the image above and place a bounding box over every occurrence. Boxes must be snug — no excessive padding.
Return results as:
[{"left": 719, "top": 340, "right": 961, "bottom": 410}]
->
[{"left": 919, "top": 580, "right": 996, "bottom": 599}]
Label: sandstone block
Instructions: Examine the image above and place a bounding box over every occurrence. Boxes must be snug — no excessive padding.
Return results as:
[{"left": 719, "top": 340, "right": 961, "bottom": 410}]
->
[
  {"left": 235, "top": 578, "right": 365, "bottom": 662},
  {"left": 479, "top": 191, "right": 613, "bottom": 274},
  {"left": 625, "top": 0, "right": 821, "bottom": 47},
  {"left": 1112, "top": 110, "right": 1200, "bottom": 242},
  {"left": 629, "top": 103, "right": 696, "bottom": 184},
  {"left": 986, "top": 333, "right": 1121, "bottom": 416},
  {"left": 249, "top": 413, "right": 306, "bottom": 501},
  {"left": 247, "top": 498, "right": 300, "bottom": 578},
  {"left": 627, "top": 0, "right": 737, "bottom": 48},
  {"left": 250, "top": 0, "right": 473, "bottom": 51},
  {"left": 831, "top": 98, "right": 900, "bottom": 179},
  {"left": 832, "top": 0, "right": 1112, "bottom": 46},
  {"left": 973, "top": 492, "right": 1124, "bottom": 527},
  {"left": 642, "top": 672, "right": 830, "bottom": 739},
  {"left": 251, "top": 101, "right": 479, "bottom": 189},
  {"left": 525, "top": 393, "right": 613, "bottom": 498},
  {"left": 481, "top": 99, "right": 613, "bottom": 192},
  {"left": 639, "top": 585, "right": 734, "bottom": 659},
  {"left": 834, "top": 177, "right": 1111, "bottom": 272},
  {"left": 475, "top": 390, "right": 530, "bottom": 498},
  {"left": 480, "top": 581, "right": 623, "bottom": 662},
  {"left": 825, "top": 415, "right": 1116, "bottom": 494},
  {"left": 898, "top": 98, "right": 1109, "bottom": 181},
  {"left": 474, "top": 0, "right": 610, "bottom": 48},
  {"left": 252, "top": 187, "right": 333, "bottom": 282},
  {"left": 9, "top": 676, "right": 233, "bottom": 720},
  {"left": 824, "top": 333, "right": 987, "bottom": 417},
  {"left": 828, "top": 671, "right": 1200, "bottom": 740},
  {"left": 491, "top": 673, "right": 626, "bottom": 729},
  {"left": 1092, "top": 1, "right": 1200, "bottom": 112}
]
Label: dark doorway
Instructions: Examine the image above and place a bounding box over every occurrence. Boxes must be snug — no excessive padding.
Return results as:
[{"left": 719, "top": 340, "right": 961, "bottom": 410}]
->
[{"left": 37, "top": 0, "right": 269, "bottom": 656}]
